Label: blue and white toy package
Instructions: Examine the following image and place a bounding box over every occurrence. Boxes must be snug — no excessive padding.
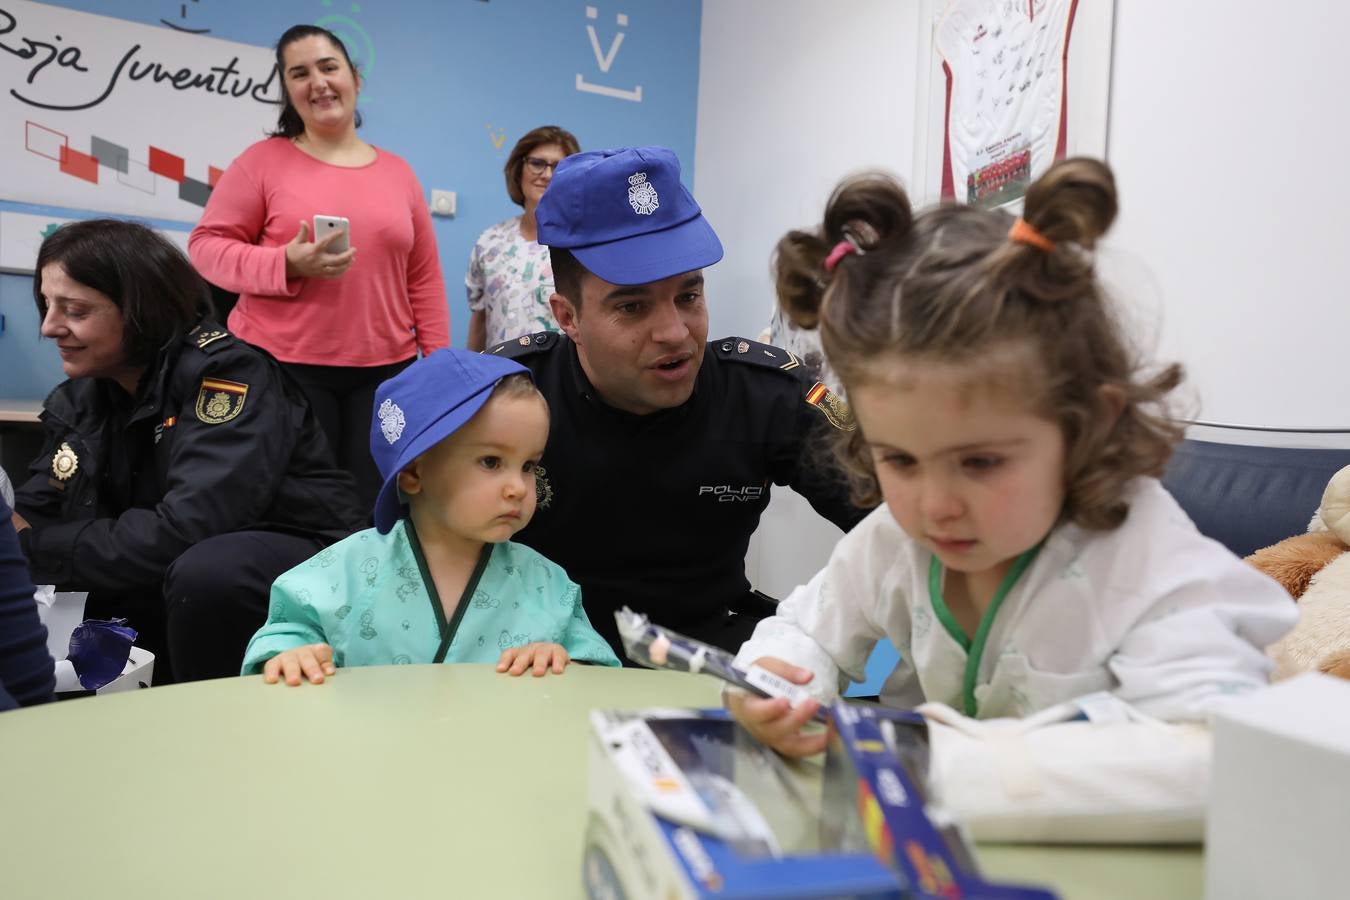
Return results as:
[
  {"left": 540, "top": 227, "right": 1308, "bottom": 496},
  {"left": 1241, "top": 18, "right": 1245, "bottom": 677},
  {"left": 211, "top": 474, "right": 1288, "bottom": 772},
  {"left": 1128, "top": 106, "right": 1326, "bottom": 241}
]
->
[
  {"left": 585, "top": 612, "right": 1058, "bottom": 899},
  {"left": 583, "top": 707, "right": 1057, "bottom": 899}
]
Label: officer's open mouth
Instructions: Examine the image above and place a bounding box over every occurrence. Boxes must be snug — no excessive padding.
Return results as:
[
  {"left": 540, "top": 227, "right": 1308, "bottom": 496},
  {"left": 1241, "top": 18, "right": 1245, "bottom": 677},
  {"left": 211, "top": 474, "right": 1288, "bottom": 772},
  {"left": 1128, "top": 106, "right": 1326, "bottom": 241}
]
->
[{"left": 652, "top": 353, "right": 690, "bottom": 371}]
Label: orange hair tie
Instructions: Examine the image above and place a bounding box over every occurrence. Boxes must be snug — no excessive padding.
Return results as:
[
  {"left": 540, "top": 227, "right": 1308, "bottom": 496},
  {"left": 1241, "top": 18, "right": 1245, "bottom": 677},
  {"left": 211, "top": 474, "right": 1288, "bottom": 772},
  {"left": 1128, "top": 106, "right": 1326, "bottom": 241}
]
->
[{"left": 1009, "top": 218, "right": 1055, "bottom": 253}]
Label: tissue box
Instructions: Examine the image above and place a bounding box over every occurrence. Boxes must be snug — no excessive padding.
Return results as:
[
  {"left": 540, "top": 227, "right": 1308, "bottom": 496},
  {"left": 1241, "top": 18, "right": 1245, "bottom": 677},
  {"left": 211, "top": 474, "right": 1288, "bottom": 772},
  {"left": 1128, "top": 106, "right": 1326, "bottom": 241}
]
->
[
  {"left": 1206, "top": 674, "right": 1350, "bottom": 900},
  {"left": 53, "top": 647, "right": 155, "bottom": 698},
  {"left": 583, "top": 707, "right": 1057, "bottom": 899}
]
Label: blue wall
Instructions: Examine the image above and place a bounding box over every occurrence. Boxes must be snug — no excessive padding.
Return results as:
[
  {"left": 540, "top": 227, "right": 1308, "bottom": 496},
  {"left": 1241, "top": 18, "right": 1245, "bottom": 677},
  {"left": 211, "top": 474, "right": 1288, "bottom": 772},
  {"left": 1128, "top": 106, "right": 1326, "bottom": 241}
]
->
[{"left": 0, "top": 0, "right": 703, "bottom": 398}]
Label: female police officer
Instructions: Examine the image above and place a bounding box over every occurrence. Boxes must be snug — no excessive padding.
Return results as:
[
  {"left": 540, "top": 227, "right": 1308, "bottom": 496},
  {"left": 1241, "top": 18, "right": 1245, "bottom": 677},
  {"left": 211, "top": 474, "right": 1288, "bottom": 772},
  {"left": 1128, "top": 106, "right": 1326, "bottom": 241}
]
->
[{"left": 11, "top": 219, "right": 365, "bottom": 683}]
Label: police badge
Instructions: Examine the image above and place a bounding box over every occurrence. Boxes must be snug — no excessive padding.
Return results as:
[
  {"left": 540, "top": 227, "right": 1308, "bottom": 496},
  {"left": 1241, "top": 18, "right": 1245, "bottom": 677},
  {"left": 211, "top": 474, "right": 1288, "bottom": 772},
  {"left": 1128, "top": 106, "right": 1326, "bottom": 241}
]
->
[
  {"left": 535, "top": 465, "right": 554, "bottom": 509},
  {"left": 194, "top": 377, "right": 249, "bottom": 424},
  {"left": 627, "top": 171, "right": 659, "bottom": 215},
  {"left": 804, "top": 382, "right": 856, "bottom": 432},
  {"left": 51, "top": 441, "right": 79, "bottom": 480}
]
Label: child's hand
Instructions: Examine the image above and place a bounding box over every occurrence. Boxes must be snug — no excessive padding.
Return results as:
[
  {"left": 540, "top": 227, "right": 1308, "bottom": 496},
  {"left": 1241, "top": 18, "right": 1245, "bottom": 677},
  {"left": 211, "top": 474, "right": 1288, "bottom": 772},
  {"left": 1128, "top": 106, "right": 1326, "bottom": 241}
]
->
[
  {"left": 262, "top": 643, "right": 336, "bottom": 686},
  {"left": 726, "top": 656, "right": 827, "bottom": 758},
  {"left": 497, "top": 642, "right": 570, "bottom": 677}
]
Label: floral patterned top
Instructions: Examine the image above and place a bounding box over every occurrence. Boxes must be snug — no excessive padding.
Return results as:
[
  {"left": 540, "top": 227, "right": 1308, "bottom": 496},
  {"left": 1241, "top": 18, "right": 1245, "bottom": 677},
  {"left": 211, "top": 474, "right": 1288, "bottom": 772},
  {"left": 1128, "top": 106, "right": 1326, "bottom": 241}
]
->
[{"left": 465, "top": 216, "right": 559, "bottom": 346}]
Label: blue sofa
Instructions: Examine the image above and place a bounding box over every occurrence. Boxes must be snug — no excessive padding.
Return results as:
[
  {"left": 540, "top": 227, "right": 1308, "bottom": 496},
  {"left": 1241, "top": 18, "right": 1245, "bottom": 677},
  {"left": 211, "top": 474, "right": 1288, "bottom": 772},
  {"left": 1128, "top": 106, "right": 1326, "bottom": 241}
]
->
[{"left": 1162, "top": 439, "right": 1350, "bottom": 559}]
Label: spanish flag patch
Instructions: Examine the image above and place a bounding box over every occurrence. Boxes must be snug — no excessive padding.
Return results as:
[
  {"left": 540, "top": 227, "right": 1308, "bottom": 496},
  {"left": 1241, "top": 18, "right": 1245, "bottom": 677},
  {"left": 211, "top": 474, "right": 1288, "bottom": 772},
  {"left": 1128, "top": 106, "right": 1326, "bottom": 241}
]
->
[
  {"left": 804, "top": 381, "right": 856, "bottom": 432},
  {"left": 195, "top": 377, "right": 249, "bottom": 425}
]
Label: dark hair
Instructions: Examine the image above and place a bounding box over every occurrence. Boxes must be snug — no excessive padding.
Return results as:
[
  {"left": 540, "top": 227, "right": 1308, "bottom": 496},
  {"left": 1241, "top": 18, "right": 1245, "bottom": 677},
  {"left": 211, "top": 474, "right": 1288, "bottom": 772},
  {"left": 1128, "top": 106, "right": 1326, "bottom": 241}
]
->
[
  {"left": 34, "top": 219, "right": 212, "bottom": 366},
  {"left": 548, "top": 246, "right": 586, "bottom": 311},
  {"left": 504, "top": 125, "right": 581, "bottom": 206},
  {"left": 774, "top": 158, "right": 1184, "bottom": 530},
  {"left": 269, "top": 24, "right": 362, "bottom": 139}
]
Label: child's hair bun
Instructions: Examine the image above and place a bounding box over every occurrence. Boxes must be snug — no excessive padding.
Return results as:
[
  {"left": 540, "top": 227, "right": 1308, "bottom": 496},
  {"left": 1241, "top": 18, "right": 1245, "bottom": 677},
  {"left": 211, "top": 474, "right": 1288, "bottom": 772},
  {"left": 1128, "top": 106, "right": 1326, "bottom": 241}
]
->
[
  {"left": 1022, "top": 157, "right": 1118, "bottom": 250},
  {"left": 773, "top": 173, "right": 915, "bottom": 330},
  {"left": 773, "top": 229, "right": 832, "bottom": 329},
  {"left": 990, "top": 157, "right": 1118, "bottom": 304}
]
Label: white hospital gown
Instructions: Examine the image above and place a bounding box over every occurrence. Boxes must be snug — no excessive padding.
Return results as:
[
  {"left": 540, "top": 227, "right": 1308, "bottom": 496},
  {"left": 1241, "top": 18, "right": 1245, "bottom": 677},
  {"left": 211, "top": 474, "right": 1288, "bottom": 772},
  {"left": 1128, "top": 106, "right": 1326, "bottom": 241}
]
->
[
  {"left": 738, "top": 477, "right": 1293, "bottom": 717},
  {"left": 736, "top": 477, "right": 1298, "bottom": 841}
]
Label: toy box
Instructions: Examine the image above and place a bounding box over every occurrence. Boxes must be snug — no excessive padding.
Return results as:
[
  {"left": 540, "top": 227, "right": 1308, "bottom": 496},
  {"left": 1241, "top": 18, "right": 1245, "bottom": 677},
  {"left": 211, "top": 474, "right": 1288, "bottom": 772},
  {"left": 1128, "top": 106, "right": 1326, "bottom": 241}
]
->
[{"left": 583, "top": 705, "right": 1057, "bottom": 899}]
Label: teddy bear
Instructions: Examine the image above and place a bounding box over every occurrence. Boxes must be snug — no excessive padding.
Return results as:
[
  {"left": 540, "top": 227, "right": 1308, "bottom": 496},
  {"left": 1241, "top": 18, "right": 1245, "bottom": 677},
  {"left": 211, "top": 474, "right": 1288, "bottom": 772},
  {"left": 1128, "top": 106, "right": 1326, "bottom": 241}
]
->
[{"left": 1247, "top": 464, "right": 1350, "bottom": 680}]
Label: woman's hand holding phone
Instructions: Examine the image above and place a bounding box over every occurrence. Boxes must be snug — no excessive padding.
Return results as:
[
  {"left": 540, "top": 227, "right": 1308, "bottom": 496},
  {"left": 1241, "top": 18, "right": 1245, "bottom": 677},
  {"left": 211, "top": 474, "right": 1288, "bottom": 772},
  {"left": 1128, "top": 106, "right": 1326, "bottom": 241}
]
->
[{"left": 284, "top": 219, "right": 356, "bottom": 280}]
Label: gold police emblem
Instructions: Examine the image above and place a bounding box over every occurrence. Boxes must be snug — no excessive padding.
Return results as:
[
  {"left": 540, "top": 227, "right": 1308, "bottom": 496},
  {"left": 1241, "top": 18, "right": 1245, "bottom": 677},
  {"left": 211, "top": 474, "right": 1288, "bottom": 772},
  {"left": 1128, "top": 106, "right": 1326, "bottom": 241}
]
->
[
  {"left": 804, "top": 382, "right": 856, "bottom": 432},
  {"left": 535, "top": 465, "right": 554, "bottom": 509},
  {"left": 51, "top": 442, "right": 79, "bottom": 480},
  {"left": 195, "top": 377, "right": 249, "bottom": 424}
]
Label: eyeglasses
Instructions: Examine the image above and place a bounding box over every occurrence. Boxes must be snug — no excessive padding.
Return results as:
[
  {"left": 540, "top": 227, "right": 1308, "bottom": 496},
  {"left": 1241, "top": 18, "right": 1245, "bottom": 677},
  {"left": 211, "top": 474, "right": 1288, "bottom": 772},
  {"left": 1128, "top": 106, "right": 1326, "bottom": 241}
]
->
[{"left": 524, "top": 156, "right": 562, "bottom": 175}]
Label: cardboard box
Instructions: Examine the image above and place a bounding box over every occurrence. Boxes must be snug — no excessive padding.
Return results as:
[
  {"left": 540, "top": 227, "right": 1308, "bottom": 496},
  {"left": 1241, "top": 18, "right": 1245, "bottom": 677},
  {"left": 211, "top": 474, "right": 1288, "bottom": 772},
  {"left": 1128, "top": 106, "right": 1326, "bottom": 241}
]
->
[
  {"left": 1206, "top": 674, "right": 1350, "bottom": 900},
  {"left": 583, "top": 707, "right": 1057, "bottom": 899}
]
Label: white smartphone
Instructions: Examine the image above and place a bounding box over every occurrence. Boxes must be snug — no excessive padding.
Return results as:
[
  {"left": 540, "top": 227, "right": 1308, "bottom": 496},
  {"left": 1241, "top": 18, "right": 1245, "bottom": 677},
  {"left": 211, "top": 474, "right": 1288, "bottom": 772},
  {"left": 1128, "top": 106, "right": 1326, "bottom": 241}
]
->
[{"left": 313, "top": 215, "right": 351, "bottom": 253}]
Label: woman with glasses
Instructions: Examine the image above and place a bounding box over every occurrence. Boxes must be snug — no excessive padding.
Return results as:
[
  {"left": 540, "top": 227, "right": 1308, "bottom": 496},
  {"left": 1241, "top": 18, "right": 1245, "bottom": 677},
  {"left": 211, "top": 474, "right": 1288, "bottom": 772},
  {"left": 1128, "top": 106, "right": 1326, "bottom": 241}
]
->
[
  {"left": 189, "top": 24, "right": 450, "bottom": 511},
  {"left": 465, "top": 125, "right": 580, "bottom": 351}
]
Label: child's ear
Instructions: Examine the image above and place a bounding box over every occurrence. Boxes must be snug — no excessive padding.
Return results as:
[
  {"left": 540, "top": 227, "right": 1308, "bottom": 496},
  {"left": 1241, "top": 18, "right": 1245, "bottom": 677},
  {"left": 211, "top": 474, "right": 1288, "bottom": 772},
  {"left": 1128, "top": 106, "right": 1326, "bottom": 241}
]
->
[{"left": 396, "top": 462, "right": 422, "bottom": 497}]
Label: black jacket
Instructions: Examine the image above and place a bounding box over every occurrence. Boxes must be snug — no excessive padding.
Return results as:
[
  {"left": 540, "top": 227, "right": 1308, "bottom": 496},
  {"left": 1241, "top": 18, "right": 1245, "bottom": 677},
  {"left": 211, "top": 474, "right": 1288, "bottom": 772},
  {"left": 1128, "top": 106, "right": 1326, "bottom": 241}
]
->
[
  {"left": 16, "top": 322, "right": 365, "bottom": 591},
  {"left": 489, "top": 332, "right": 869, "bottom": 645}
]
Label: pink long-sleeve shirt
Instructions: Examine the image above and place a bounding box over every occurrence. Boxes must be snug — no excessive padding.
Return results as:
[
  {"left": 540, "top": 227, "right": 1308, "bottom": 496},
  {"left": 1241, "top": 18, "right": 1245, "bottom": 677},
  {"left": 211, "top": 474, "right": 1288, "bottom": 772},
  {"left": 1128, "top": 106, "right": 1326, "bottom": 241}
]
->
[{"left": 189, "top": 137, "right": 450, "bottom": 366}]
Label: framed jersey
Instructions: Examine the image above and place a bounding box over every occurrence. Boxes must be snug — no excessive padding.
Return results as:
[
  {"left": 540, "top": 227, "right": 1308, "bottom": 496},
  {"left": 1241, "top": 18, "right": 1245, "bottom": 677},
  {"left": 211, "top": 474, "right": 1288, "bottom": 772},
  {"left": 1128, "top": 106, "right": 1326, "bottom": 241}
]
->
[{"left": 911, "top": 0, "right": 1115, "bottom": 210}]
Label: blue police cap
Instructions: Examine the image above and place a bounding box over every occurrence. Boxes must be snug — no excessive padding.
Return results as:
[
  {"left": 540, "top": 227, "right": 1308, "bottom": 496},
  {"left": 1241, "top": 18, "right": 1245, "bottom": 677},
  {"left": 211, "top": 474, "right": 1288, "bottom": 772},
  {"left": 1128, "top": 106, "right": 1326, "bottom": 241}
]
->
[
  {"left": 536, "top": 146, "right": 723, "bottom": 286},
  {"left": 369, "top": 348, "right": 530, "bottom": 534}
]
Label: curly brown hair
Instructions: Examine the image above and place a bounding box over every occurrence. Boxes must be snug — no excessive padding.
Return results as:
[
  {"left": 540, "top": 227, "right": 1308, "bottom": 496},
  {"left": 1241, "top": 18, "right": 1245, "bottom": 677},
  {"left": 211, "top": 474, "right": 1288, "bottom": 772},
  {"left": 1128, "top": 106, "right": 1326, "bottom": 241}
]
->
[
  {"left": 504, "top": 125, "right": 581, "bottom": 207},
  {"left": 773, "top": 158, "right": 1185, "bottom": 531}
]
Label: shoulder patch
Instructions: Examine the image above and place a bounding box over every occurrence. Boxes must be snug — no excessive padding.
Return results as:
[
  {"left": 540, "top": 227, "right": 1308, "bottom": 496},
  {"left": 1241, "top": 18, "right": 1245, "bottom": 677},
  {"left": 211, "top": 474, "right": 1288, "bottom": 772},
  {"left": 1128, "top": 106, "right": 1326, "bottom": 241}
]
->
[
  {"left": 195, "top": 377, "right": 249, "bottom": 424},
  {"left": 804, "top": 381, "right": 856, "bottom": 432},
  {"left": 712, "top": 337, "right": 804, "bottom": 372},
  {"left": 486, "top": 331, "right": 558, "bottom": 360}
]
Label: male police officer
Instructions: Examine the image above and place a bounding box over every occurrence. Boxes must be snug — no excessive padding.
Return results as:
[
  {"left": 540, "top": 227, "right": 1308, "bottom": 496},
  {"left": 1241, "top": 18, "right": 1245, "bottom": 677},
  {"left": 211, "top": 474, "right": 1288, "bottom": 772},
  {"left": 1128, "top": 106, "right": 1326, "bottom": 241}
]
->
[{"left": 489, "top": 146, "right": 866, "bottom": 656}]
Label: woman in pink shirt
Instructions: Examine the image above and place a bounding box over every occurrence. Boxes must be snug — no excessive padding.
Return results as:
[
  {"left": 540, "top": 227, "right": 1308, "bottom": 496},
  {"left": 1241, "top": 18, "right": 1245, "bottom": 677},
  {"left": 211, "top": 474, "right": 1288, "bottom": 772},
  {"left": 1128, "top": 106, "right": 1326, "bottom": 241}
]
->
[{"left": 190, "top": 24, "right": 450, "bottom": 510}]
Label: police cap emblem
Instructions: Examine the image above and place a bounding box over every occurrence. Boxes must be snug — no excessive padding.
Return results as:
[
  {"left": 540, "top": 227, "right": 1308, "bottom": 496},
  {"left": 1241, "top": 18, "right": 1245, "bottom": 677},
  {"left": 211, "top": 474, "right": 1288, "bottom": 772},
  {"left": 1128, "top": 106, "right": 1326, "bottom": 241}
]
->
[
  {"left": 627, "top": 171, "right": 659, "bottom": 215},
  {"left": 378, "top": 399, "right": 406, "bottom": 444}
]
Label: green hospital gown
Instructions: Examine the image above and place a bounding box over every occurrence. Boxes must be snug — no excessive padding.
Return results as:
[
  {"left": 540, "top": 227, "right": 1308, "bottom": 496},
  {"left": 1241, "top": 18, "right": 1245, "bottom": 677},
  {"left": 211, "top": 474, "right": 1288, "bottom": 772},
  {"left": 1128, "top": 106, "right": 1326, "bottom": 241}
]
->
[{"left": 241, "top": 520, "right": 619, "bottom": 673}]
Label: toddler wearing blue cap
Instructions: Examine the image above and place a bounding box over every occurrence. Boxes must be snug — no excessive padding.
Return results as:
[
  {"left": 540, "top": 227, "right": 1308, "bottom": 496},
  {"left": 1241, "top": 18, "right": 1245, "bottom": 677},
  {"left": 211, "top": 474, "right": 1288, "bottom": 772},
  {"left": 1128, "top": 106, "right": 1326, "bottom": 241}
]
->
[{"left": 241, "top": 348, "right": 619, "bottom": 683}]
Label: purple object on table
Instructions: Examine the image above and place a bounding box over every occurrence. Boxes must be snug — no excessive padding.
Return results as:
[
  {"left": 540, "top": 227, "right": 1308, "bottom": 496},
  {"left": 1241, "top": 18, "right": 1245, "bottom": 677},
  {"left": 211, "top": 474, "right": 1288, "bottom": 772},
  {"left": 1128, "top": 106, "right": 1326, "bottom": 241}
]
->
[{"left": 67, "top": 618, "right": 137, "bottom": 690}]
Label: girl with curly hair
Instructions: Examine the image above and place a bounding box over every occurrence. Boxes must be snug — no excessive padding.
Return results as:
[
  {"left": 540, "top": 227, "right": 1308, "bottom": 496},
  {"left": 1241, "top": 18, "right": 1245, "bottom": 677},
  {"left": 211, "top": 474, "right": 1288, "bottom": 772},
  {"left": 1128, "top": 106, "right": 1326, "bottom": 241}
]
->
[{"left": 728, "top": 158, "right": 1295, "bottom": 841}]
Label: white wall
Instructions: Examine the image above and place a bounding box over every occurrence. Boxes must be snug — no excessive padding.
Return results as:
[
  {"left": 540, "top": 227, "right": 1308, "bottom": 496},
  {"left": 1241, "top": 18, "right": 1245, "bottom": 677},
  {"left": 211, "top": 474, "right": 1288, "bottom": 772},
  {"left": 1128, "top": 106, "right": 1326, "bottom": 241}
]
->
[
  {"left": 694, "top": 0, "right": 921, "bottom": 343},
  {"left": 1106, "top": 0, "right": 1350, "bottom": 430},
  {"left": 699, "top": 0, "right": 1350, "bottom": 429}
]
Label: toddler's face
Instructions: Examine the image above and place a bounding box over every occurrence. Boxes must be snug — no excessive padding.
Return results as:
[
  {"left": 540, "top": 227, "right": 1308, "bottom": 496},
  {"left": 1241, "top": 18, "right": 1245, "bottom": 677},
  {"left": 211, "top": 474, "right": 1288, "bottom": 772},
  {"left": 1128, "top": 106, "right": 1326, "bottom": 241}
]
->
[
  {"left": 400, "top": 392, "right": 549, "bottom": 545},
  {"left": 850, "top": 361, "right": 1066, "bottom": 584}
]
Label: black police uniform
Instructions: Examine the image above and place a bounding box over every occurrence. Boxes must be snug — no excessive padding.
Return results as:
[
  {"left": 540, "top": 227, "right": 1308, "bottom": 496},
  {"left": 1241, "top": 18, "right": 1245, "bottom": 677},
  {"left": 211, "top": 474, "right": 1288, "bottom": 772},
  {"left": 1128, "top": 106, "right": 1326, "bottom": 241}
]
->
[
  {"left": 15, "top": 321, "right": 365, "bottom": 682},
  {"left": 489, "top": 331, "right": 868, "bottom": 657}
]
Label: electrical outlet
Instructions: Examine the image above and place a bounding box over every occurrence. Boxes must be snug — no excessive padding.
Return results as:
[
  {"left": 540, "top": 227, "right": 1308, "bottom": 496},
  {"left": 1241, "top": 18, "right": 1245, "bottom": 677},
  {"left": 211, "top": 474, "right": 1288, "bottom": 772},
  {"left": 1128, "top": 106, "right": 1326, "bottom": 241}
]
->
[{"left": 431, "top": 189, "right": 456, "bottom": 218}]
